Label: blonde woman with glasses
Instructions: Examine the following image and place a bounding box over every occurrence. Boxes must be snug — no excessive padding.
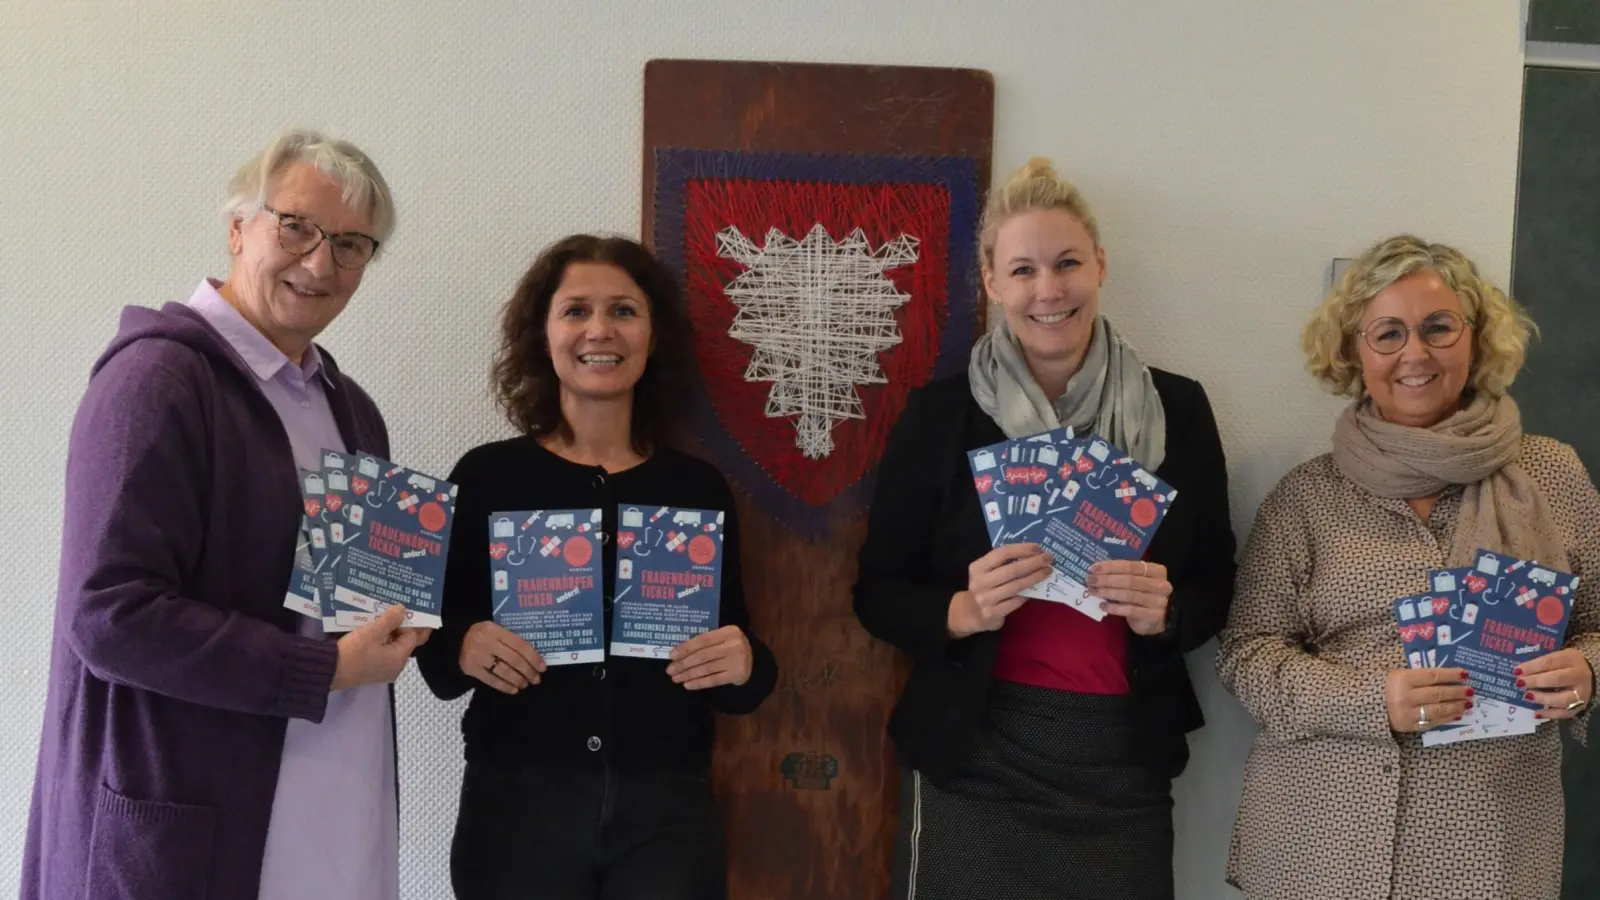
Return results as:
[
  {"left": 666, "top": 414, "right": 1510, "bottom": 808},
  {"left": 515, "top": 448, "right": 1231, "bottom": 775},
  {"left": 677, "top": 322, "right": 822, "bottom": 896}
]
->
[{"left": 1218, "top": 235, "right": 1600, "bottom": 900}]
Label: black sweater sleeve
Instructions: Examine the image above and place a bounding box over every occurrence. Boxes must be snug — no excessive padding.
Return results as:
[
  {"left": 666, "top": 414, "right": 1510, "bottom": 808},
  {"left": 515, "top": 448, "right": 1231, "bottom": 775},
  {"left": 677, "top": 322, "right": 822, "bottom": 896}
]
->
[
  {"left": 415, "top": 449, "right": 491, "bottom": 701},
  {"left": 852, "top": 386, "right": 977, "bottom": 663},
  {"left": 1146, "top": 380, "right": 1238, "bottom": 654},
  {"left": 700, "top": 472, "right": 779, "bottom": 715}
]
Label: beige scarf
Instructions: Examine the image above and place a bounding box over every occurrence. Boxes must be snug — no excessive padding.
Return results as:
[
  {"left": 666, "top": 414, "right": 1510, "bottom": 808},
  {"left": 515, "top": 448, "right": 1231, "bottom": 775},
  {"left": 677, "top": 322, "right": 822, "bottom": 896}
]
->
[
  {"left": 1331, "top": 392, "right": 1567, "bottom": 569},
  {"left": 968, "top": 315, "right": 1167, "bottom": 470}
]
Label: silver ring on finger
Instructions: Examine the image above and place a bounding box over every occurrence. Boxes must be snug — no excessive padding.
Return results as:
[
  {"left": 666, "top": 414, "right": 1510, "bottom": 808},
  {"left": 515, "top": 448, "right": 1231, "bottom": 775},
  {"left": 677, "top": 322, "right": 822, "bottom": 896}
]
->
[
  {"left": 1417, "top": 704, "right": 1430, "bottom": 729},
  {"left": 1141, "top": 561, "right": 1149, "bottom": 578},
  {"left": 1567, "top": 688, "right": 1586, "bottom": 712}
]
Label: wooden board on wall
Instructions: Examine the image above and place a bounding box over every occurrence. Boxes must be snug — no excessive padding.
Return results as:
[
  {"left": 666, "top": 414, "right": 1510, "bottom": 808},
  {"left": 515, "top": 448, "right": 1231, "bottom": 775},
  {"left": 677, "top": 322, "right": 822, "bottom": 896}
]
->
[{"left": 642, "top": 59, "right": 993, "bottom": 900}]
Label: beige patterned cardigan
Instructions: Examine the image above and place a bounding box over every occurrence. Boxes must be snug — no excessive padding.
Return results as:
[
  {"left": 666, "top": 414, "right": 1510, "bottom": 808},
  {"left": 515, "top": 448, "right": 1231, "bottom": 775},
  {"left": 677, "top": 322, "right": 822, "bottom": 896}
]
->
[{"left": 1217, "top": 436, "right": 1600, "bottom": 900}]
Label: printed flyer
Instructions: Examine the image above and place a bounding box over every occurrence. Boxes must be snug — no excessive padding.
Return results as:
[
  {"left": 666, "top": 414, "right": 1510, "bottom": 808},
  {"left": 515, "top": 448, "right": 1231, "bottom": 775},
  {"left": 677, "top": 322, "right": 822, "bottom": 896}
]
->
[
  {"left": 610, "top": 505, "right": 724, "bottom": 659},
  {"left": 327, "top": 450, "right": 458, "bottom": 630},
  {"left": 488, "top": 509, "right": 605, "bottom": 665},
  {"left": 968, "top": 428, "right": 1177, "bottom": 621}
]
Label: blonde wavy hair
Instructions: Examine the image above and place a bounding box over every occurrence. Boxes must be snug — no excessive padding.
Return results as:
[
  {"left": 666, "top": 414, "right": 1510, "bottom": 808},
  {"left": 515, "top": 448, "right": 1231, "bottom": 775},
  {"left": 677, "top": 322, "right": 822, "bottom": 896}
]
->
[
  {"left": 978, "top": 156, "right": 1101, "bottom": 269},
  {"left": 1302, "top": 235, "right": 1536, "bottom": 398}
]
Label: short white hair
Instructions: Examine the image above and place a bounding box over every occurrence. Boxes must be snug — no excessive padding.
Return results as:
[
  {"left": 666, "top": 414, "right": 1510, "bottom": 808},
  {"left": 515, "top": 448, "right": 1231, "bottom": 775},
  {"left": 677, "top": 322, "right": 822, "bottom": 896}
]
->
[{"left": 222, "top": 128, "right": 396, "bottom": 255}]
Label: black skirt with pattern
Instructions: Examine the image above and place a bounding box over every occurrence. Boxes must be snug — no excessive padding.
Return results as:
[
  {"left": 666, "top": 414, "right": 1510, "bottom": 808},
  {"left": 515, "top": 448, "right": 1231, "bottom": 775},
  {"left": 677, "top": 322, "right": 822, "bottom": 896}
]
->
[{"left": 891, "top": 680, "right": 1176, "bottom": 900}]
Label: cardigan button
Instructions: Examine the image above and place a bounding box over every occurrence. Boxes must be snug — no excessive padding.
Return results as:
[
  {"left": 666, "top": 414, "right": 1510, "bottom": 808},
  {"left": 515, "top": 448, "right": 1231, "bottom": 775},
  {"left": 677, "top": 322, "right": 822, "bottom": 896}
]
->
[{"left": 586, "top": 736, "right": 603, "bottom": 752}]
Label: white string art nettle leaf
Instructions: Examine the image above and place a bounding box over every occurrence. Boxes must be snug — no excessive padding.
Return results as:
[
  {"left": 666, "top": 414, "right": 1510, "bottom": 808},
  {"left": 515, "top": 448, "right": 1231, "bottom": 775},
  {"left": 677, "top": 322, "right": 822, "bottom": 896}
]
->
[{"left": 715, "top": 223, "right": 920, "bottom": 459}]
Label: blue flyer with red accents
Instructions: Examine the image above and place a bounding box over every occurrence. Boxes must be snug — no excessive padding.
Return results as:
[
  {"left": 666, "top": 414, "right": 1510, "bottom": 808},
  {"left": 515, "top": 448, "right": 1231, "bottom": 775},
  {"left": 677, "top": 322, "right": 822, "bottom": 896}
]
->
[
  {"left": 296, "top": 459, "right": 374, "bottom": 633},
  {"left": 610, "top": 505, "right": 725, "bottom": 659},
  {"left": 1432, "top": 549, "right": 1579, "bottom": 713},
  {"left": 1392, "top": 551, "right": 1575, "bottom": 746},
  {"left": 968, "top": 428, "right": 1177, "bottom": 621},
  {"left": 488, "top": 509, "right": 605, "bottom": 665},
  {"left": 329, "top": 451, "right": 457, "bottom": 629}
]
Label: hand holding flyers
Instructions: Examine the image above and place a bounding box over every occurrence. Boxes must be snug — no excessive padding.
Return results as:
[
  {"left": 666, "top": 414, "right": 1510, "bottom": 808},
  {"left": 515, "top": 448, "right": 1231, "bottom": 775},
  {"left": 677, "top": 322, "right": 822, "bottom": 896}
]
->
[
  {"left": 329, "top": 605, "right": 432, "bottom": 691},
  {"left": 1085, "top": 559, "right": 1173, "bottom": 635},
  {"left": 1515, "top": 647, "right": 1595, "bottom": 720},
  {"left": 966, "top": 428, "right": 1178, "bottom": 622},
  {"left": 946, "top": 543, "right": 1053, "bottom": 639},
  {"left": 666, "top": 625, "right": 754, "bottom": 690},
  {"left": 459, "top": 620, "right": 547, "bottom": 694},
  {"left": 1384, "top": 665, "right": 1472, "bottom": 734}
]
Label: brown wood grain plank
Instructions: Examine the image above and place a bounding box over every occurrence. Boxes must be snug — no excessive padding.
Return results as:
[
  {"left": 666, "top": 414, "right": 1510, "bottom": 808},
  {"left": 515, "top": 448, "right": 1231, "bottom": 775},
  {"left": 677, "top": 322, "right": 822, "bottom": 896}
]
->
[{"left": 642, "top": 58, "right": 992, "bottom": 900}]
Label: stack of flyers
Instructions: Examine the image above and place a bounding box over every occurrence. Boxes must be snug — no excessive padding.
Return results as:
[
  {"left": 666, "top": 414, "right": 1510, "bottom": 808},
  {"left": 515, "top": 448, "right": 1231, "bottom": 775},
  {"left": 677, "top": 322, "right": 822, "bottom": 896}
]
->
[
  {"left": 295, "top": 461, "right": 375, "bottom": 632},
  {"left": 967, "top": 428, "right": 1178, "bottom": 621},
  {"left": 488, "top": 509, "right": 605, "bottom": 665},
  {"left": 282, "top": 512, "right": 321, "bottom": 620},
  {"left": 1394, "top": 548, "right": 1581, "bottom": 747},
  {"left": 286, "top": 449, "right": 457, "bottom": 632},
  {"left": 610, "top": 505, "right": 725, "bottom": 659}
]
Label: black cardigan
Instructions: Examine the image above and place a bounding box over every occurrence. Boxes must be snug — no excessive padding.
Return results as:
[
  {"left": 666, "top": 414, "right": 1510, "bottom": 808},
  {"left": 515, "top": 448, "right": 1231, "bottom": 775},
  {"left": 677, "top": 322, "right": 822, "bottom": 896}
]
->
[
  {"left": 416, "top": 437, "right": 779, "bottom": 774},
  {"left": 852, "top": 369, "right": 1237, "bottom": 785}
]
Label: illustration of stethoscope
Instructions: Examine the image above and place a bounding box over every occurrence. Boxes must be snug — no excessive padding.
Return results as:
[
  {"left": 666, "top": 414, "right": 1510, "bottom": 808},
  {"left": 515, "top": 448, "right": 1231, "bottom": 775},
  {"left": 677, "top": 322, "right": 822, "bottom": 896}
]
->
[
  {"left": 504, "top": 533, "right": 535, "bottom": 566},
  {"left": 363, "top": 477, "right": 398, "bottom": 509},
  {"left": 1084, "top": 465, "right": 1121, "bottom": 491}
]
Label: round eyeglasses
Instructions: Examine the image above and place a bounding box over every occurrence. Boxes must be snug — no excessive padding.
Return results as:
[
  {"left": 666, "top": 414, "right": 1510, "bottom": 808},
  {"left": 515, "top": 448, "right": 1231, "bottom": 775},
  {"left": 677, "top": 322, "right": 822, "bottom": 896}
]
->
[
  {"left": 1356, "top": 309, "right": 1472, "bottom": 355},
  {"left": 264, "top": 205, "right": 379, "bottom": 269}
]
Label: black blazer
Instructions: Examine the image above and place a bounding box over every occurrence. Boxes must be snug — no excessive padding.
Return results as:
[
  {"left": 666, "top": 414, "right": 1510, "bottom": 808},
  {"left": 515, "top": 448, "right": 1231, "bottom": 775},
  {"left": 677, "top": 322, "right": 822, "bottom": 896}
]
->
[{"left": 852, "top": 369, "right": 1237, "bottom": 786}]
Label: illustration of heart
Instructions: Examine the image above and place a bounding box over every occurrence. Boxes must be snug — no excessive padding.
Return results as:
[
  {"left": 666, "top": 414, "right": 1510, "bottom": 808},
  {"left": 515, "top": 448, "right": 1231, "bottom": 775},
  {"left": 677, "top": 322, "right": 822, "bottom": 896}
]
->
[
  {"left": 1536, "top": 595, "right": 1565, "bottom": 627},
  {"left": 1075, "top": 457, "right": 1095, "bottom": 474},
  {"left": 1418, "top": 622, "right": 1435, "bottom": 640},
  {"left": 489, "top": 542, "right": 509, "bottom": 560},
  {"left": 974, "top": 474, "right": 994, "bottom": 494},
  {"left": 351, "top": 476, "right": 369, "bottom": 496},
  {"left": 617, "top": 532, "right": 636, "bottom": 549},
  {"left": 303, "top": 499, "right": 321, "bottom": 517},
  {"left": 1399, "top": 624, "right": 1417, "bottom": 642},
  {"left": 325, "top": 494, "right": 342, "bottom": 513},
  {"left": 1432, "top": 597, "right": 1449, "bottom": 616},
  {"left": 1466, "top": 574, "right": 1487, "bottom": 593}
]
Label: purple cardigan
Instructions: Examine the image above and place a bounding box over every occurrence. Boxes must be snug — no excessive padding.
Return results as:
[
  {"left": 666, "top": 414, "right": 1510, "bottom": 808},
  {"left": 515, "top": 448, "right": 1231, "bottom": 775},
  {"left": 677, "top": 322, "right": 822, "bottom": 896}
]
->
[{"left": 21, "top": 302, "right": 391, "bottom": 900}]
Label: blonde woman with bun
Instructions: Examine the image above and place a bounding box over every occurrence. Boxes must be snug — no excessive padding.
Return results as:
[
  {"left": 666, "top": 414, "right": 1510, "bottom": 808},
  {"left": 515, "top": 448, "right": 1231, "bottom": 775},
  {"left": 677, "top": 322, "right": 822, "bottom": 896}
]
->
[
  {"left": 852, "top": 158, "right": 1238, "bottom": 899},
  {"left": 1217, "top": 235, "right": 1600, "bottom": 899}
]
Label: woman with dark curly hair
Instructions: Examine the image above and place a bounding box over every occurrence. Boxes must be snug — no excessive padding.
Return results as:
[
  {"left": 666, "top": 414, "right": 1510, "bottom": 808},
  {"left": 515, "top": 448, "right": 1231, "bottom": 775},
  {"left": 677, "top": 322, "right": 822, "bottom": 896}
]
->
[{"left": 416, "top": 234, "right": 778, "bottom": 900}]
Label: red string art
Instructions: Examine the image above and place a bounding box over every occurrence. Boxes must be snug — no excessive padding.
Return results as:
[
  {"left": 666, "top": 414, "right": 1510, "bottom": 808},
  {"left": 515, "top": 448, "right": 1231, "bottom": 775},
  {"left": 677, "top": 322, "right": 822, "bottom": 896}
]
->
[{"left": 681, "top": 177, "right": 950, "bottom": 508}]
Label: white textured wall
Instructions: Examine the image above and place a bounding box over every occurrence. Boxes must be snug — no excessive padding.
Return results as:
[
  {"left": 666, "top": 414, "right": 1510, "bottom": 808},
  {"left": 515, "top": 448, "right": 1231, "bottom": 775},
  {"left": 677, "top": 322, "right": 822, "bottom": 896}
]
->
[{"left": 1, "top": 2, "right": 1524, "bottom": 897}]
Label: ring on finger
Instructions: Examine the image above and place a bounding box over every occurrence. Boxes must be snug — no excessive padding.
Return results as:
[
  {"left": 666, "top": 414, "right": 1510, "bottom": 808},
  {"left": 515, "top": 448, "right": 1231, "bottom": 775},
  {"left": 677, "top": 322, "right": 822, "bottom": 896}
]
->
[
  {"left": 1567, "top": 688, "right": 1586, "bottom": 712},
  {"left": 488, "top": 657, "right": 503, "bottom": 677},
  {"left": 1141, "top": 561, "right": 1149, "bottom": 578},
  {"left": 1417, "top": 704, "right": 1430, "bottom": 729}
]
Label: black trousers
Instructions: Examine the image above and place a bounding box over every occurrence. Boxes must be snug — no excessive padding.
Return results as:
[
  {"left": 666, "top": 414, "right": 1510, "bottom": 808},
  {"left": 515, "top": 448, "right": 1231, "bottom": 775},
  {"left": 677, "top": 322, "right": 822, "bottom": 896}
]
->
[{"left": 450, "top": 759, "right": 727, "bottom": 900}]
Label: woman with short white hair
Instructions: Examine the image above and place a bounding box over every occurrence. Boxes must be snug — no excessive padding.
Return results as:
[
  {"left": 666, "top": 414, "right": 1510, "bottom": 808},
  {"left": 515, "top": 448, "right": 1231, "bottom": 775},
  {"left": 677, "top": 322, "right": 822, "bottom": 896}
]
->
[
  {"left": 22, "top": 128, "right": 424, "bottom": 900},
  {"left": 1218, "top": 234, "right": 1600, "bottom": 899}
]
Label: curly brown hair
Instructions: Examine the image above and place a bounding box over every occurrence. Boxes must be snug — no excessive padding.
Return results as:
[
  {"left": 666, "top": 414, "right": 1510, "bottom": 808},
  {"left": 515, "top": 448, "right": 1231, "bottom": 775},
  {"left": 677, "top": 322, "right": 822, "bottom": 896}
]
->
[{"left": 492, "top": 234, "right": 694, "bottom": 454}]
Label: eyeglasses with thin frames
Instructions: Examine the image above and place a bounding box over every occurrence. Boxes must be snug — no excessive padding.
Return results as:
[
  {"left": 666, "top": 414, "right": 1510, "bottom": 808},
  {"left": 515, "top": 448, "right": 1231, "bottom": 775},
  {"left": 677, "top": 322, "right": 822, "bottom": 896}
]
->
[
  {"left": 1355, "top": 309, "right": 1473, "bottom": 355},
  {"left": 263, "top": 205, "right": 379, "bottom": 270}
]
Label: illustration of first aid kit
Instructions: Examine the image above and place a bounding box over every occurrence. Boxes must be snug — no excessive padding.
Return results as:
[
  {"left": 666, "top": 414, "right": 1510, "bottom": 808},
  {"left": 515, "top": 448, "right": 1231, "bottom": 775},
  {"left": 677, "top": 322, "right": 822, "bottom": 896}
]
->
[
  {"left": 493, "top": 517, "right": 516, "bottom": 538},
  {"left": 358, "top": 456, "right": 381, "bottom": 478},
  {"left": 327, "top": 470, "right": 349, "bottom": 492},
  {"left": 622, "top": 507, "right": 645, "bottom": 528},
  {"left": 304, "top": 473, "right": 325, "bottom": 495},
  {"left": 972, "top": 449, "right": 997, "bottom": 471},
  {"left": 1432, "top": 571, "right": 1457, "bottom": 592}
]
